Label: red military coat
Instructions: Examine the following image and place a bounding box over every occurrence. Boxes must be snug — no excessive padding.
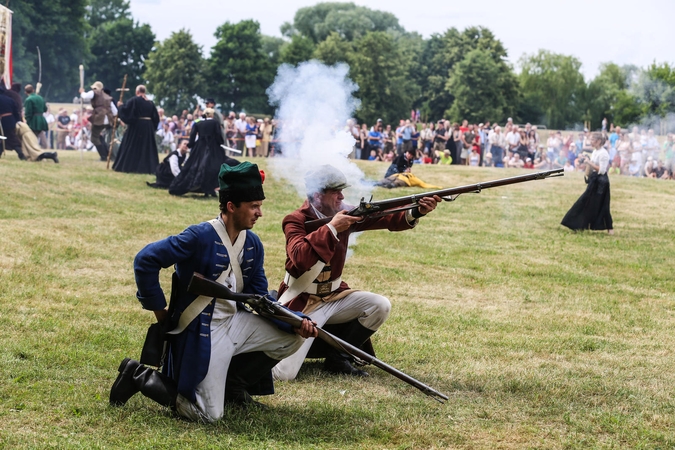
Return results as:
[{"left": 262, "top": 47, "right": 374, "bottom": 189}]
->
[{"left": 279, "top": 199, "right": 415, "bottom": 312}]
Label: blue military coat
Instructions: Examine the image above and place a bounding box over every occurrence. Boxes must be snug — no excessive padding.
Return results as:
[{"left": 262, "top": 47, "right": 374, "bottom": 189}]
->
[{"left": 134, "top": 220, "right": 267, "bottom": 402}]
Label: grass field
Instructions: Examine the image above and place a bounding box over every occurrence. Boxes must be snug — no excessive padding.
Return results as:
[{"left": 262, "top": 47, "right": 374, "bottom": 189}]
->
[{"left": 1, "top": 152, "right": 674, "bottom": 449}]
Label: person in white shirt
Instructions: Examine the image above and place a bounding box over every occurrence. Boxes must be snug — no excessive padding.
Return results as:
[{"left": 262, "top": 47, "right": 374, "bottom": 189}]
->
[
  {"left": 561, "top": 132, "right": 614, "bottom": 234},
  {"left": 234, "top": 112, "right": 247, "bottom": 153}
]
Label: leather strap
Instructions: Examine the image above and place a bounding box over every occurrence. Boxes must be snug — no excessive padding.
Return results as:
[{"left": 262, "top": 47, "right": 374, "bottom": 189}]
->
[
  {"left": 278, "top": 261, "right": 325, "bottom": 305},
  {"left": 284, "top": 272, "right": 341, "bottom": 296}
]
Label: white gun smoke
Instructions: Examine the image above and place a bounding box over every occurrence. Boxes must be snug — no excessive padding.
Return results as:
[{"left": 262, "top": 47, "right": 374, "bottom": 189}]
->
[{"left": 266, "top": 60, "right": 373, "bottom": 206}]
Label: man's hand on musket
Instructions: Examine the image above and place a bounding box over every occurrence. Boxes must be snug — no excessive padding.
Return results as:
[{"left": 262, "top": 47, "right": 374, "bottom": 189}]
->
[
  {"left": 417, "top": 195, "right": 442, "bottom": 215},
  {"left": 295, "top": 318, "right": 318, "bottom": 338},
  {"left": 329, "top": 210, "right": 361, "bottom": 232}
]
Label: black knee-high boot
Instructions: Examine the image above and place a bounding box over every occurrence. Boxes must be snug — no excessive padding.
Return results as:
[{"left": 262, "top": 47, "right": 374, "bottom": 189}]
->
[
  {"left": 225, "top": 352, "right": 280, "bottom": 408},
  {"left": 322, "top": 319, "right": 376, "bottom": 377},
  {"left": 110, "top": 358, "right": 177, "bottom": 408}
]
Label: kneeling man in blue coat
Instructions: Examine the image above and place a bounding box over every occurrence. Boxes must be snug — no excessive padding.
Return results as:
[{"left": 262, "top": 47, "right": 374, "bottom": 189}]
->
[{"left": 110, "top": 162, "right": 317, "bottom": 422}]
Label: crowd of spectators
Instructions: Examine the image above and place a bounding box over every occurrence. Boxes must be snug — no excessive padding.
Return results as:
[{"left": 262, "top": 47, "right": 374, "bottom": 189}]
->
[
  {"left": 43, "top": 99, "right": 675, "bottom": 181},
  {"left": 353, "top": 116, "right": 675, "bottom": 180}
]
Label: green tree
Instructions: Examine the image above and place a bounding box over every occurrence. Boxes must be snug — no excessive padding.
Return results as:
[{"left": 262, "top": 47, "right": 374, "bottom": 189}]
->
[
  {"left": 85, "top": 0, "right": 130, "bottom": 28},
  {"left": 279, "top": 35, "right": 315, "bottom": 66},
  {"left": 10, "top": 0, "right": 89, "bottom": 102},
  {"left": 144, "top": 29, "right": 205, "bottom": 115},
  {"left": 208, "top": 20, "right": 275, "bottom": 113},
  {"left": 313, "top": 32, "right": 353, "bottom": 65},
  {"left": 349, "top": 31, "right": 417, "bottom": 125},
  {"left": 446, "top": 49, "right": 510, "bottom": 124},
  {"left": 87, "top": 18, "right": 155, "bottom": 94},
  {"left": 518, "top": 50, "right": 586, "bottom": 129},
  {"left": 261, "top": 35, "right": 286, "bottom": 67},
  {"left": 583, "top": 63, "right": 631, "bottom": 129},
  {"left": 416, "top": 26, "right": 517, "bottom": 121},
  {"left": 283, "top": 2, "right": 403, "bottom": 43}
]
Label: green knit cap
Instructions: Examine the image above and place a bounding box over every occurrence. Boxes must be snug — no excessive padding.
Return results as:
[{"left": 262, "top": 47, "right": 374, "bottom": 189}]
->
[{"left": 218, "top": 162, "right": 265, "bottom": 204}]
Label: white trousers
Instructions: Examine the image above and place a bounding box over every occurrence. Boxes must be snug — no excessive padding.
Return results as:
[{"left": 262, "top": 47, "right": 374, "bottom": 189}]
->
[
  {"left": 271, "top": 291, "right": 391, "bottom": 382},
  {"left": 176, "top": 302, "right": 304, "bottom": 422}
]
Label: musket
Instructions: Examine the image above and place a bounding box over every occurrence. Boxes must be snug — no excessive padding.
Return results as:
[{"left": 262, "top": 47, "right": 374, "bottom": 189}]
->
[
  {"left": 107, "top": 74, "right": 128, "bottom": 169},
  {"left": 306, "top": 168, "right": 564, "bottom": 227},
  {"left": 187, "top": 272, "right": 449, "bottom": 404}
]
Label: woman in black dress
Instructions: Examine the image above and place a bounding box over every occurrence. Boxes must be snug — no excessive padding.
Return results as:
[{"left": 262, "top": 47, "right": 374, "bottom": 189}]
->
[
  {"left": 169, "top": 108, "right": 239, "bottom": 197},
  {"left": 561, "top": 132, "right": 614, "bottom": 234}
]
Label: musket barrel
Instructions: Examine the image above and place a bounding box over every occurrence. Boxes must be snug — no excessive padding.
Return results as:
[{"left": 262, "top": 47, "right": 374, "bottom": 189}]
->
[{"left": 305, "top": 168, "right": 563, "bottom": 227}]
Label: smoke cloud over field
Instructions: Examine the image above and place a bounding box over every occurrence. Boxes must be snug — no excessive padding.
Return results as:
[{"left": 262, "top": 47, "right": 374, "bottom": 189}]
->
[{"left": 267, "top": 60, "right": 372, "bottom": 205}]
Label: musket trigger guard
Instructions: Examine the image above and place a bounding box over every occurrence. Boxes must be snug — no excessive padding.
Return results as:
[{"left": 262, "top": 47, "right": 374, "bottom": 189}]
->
[{"left": 441, "top": 194, "right": 460, "bottom": 202}]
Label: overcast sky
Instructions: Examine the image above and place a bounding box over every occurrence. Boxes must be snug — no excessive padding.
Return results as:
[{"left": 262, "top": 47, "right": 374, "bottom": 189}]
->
[{"left": 130, "top": 0, "right": 673, "bottom": 80}]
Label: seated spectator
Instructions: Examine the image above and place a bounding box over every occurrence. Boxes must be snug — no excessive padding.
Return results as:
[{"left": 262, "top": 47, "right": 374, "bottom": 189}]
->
[
  {"left": 534, "top": 152, "right": 551, "bottom": 170},
  {"left": 523, "top": 157, "right": 534, "bottom": 169},
  {"left": 552, "top": 149, "right": 567, "bottom": 169},
  {"left": 507, "top": 153, "right": 524, "bottom": 168},
  {"left": 628, "top": 146, "right": 643, "bottom": 177},
  {"left": 563, "top": 160, "right": 575, "bottom": 172},
  {"left": 654, "top": 159, "right": 668, "bottom": 179},
  {"left": 368, "top": 149, "right": 382, "bottom": 161},
  {"left": 607, "top": 160, "right": 621, "bottom": 175},
  {"left": 482, "top": 151, "right": 493, "bottom": 167},
  {"left": 437, "top": 149, "right": 452, "bottom": 165},
  {"left": 469, "top": 148, "right": 479, "bottom": 166},
  {"left": 383, "top": 150, "right": 394, "bottom": 162},
  {"left": 420, "top": 149, "right": 433, "bottom": 164},
  {"left": 644, "top": 157, "right": 657, "bottom": 178}
]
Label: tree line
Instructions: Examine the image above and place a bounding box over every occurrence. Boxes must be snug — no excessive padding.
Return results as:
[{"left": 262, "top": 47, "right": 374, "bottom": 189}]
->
[{"left": 11, "top": 1, "right": 675, "bottom": 131}]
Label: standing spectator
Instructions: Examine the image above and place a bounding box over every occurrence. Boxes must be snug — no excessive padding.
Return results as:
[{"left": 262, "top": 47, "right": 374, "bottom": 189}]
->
[
  {"left": 546, "top": 131, "right": 561, "bottom": 162},
  {"left": 461, "top": 124, "right": 475, "bottom": 165},
  {"left": 245, "top": 116, "right": 258, "bottom": 157},
  {"left": 608, "top": 126, "right": 620, "bottom": 161},
  {"left": 368, "top": 123, "right": 383, "bottom": 155},
  {"left": 383, "top": 124, "right": 394, "bottom": 155},
  {"left": 56, "top": 109, "right": 71, "bottom": 150},
  {"left": 235, "top": 112, "right": 247, "bottom": 153},
  {"left": 489, "top": 126, "right": 506, "bottom": 168},
  {"left": 433, "top": 121, "right": 448, "bottom": 159},
  {"left": 401, "top": 119, "right": 414, "bottom": 154},
  {"left": 23, "top": 85, "right": 49, "bottom": 149},
  {"left": 628, "top": 139, "right": 643, "bottom": 177},
  {"left": 451, "top": 122, "right": 461, "bottom": 165},
  {"left": 359, "top": 123, "right": 369, "bottom": 160},
  {"left": 506, "top": 125, "right": 520, "bottom": 158},
  {"left": 663, "top": 133, "right": 674, "bottom": 174},
  {"left": 645, "top": 129, "right": 659, "bottom": 161},
  {"left": 395, "top": 120, "right": 404, "bottom": 155},
  {"left": 44, "top": 104, "right": 55, "bottom": 149},
  {"left": 602, "top": 117, "right": 608, "bottom": 132},
  {"left": 261, "top": 117, "right": 274, "bottom": 157},
  {"left": 420, "top": 122, "right": 434, "bottom": 155},
  {"left": 157, "top": 122, "right": 176, "bottom": 154}
]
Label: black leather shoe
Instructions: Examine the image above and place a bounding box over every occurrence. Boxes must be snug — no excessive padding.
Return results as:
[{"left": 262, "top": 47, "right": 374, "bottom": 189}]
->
[
  {"left": 110, "top": 358, "right": 140, "bottom": 406},
  {"left": 323, "top": 355, "right": 369, "bottom": 377},
  {"left": 51, "top": 153, "right": 59, "bottom": 164}
]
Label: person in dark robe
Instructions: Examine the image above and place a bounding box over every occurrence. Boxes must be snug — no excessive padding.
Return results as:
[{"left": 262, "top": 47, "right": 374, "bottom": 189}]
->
[
  {"left": 7, "top": 83, "right": 23, "bottom": 117},
  {"left": 147, "top": 139, "right": 189, "bottom": 188},
  {"left": 561, "top": 132, "right": 614, "bottom": 235},
  {"left": 169, "top": 108, "right": 239, "bottom": 197},
  {"left": 113, "top": 85, "right": 160, "bottom": 174},
  {"left": 0, "top": 85, "right": 25, "bottom": 160}
]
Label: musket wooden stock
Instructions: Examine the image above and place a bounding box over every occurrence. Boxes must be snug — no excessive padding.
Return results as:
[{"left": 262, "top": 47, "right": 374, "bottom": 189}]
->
[
  {"left": 306, "top": 168, "right": 564, "bottom": 227},
  {"left": 187, "top": 273, "right": 449, "bottom": 403}
]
